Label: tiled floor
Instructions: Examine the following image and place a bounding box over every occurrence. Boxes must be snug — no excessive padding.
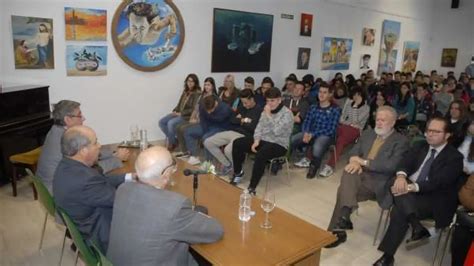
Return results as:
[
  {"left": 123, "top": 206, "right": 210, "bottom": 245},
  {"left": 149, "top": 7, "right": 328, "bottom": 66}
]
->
[{"left": 0, "top": 155, "right": 450, "bottom": 265}]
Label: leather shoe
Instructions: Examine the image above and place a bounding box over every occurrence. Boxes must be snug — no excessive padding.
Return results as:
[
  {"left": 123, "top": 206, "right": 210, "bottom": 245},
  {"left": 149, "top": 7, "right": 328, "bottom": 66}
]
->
[
  {"left": 373, "top": 254, "right": 394, "bottom": 266},
  {"left": 405, "top": 226, "right": 431, "bottom": 250},
  {"left": 306, "top": 163, "right": 318, "bottom": 179},
  {"left": 325, "top": 231, "right": 346, "bottom": 248},
  {"left": 333, "top": 216, "right": 353, "bottom": 231}
]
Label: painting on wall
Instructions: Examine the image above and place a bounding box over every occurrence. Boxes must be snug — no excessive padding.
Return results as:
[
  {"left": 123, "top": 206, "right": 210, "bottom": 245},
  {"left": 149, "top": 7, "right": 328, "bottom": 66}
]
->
[
  {"left": 360, "top": 54, "right": 371, "bottom": 69},
  {"left": 66, "top": 45, "right": 107, "bottom": 76},
  {"left": 297, "top": 48, "right": 311, "bottom": 69},
  {"left": 441, "top": 48, "right": 458, "bottom": 68},
  {"left": 65, "top": 7, "right": 107, "bottom": 41},
  {"left": 111, "top": 0, "right": 185, "bottom": 72},
  {"left": 321, "top": 37, "right": 353, "bottom": 70},
  {"left": 300, "top": 13, "right": 313, "bottom": 37},
  {"left": 377, "top": 20, "right": 401, "bottom": 75},
  {"left": 11, "top": 15, "right": 54, "bottom": 69},
  {"left": 212, "top": 8, "right": 273, "bottom": 72},
  {"left": 402, "top": 41, "right": 420, "bottom": 73},
  {"left": 362, "top": 28, "right": 375, "bottom": 46}
]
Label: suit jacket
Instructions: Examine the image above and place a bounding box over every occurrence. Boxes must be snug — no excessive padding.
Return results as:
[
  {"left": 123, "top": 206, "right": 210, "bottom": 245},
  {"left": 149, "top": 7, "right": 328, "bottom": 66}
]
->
[
  {"left": 107, "top": 182, "right": 224, "bottom": 266},
  {"left": 37, "top": 125, "right": 123, "bottom": 192},
  {"left": 53, "top": 157, "right": 125, "bottom": 252},
  {"left": 348, "top": 128, "right": 409, "bottom": 208},
  {"left": 396, "top": 142, "right": 463, "bottom": 227}
]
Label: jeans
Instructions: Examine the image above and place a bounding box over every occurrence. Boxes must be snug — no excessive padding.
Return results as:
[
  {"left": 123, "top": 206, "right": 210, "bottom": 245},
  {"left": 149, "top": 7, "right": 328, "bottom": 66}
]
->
[
  {"left": 159, "top": 113, "right": 185, "bottom": 145},
  {"left": 291, "top": 132, "right": 332, "bottom": 170},
  {"left": 183, "top": 124, "right": 203, "bottom": 156}
]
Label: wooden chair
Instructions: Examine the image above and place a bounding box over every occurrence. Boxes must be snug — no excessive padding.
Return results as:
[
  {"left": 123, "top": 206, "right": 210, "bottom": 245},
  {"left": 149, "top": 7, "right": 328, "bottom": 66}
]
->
[{"left": 9, "top": 146, "right": 41, "bottom": 199}]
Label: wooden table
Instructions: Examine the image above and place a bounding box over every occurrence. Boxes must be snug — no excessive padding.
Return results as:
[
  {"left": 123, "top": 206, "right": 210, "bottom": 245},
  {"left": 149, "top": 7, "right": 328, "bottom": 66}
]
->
[{"left": 113, "top": 148, "right": 336, "bottom": 265}]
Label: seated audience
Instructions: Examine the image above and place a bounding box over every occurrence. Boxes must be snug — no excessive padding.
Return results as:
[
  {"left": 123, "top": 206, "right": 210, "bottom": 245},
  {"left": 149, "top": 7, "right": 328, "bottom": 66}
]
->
[
  {"left": 433, "top": 82, "right": 454, "bottom": 116},
  {"left": 255, "top": 77, "right": 274, "bottom": 107},
  {"left": 413, "top": 83, "right": 434, "bottom": 132},
  {"left": 454, "top": 83, "right": 470, "bottom": 105},
  {"left": 218, "top": 74, "right": 240, "bottom": 110},
  {"left": 283, "top": 81, "right": 310, "bottom": 133},
  {"left": 375, "top": 117, "right": 463, "bottom": 266},
  {"left": 159, "top": 74, "right": 201, "bottom": 151},
  {"left": 446, "top": 100, "right": 469, "bottom": 148},
  {"left": 204, "top": 89, "right": 262, "bottom": 177},
  {"left": 53, "top": 126, "right": 134, "bottom": 252},
  {"left": 326, "top": 106, "right": 408, "bottom": 248},
  {"left": 333, "top": 78, "right": 348, "bottom": 108},
  {"left": 292, "top": 83, "right": 341, "bottom": 179},
  {"left": 244, "top": 76, "right": 255, "bottom": 90},
  {"left": 320, "top": 86, "right": 370, "bottom": 177},
  {"left": 107, "top": 147, "right": 223, "bottom": 265},
  {"left": 37, "top": 100, "right": 128, "bottom": 192},
  {"left": 393, "top": 82, "right": 415, "bottom": 129},
  {"left": 281, "top": 74, "right": 297, "bottom": 99},
  {"left": 231, "top": 88, "right": 293, "bottom": 195}
]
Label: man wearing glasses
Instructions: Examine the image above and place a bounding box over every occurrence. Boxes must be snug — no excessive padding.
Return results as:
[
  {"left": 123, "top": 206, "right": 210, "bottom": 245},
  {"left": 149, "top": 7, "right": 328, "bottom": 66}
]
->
[
  {"left": 374, "top": 117, "right": 463, "bottom": 266},
  {"left": 107, "top": 146, "right": 224, "bottom": 265},
  {"left": 37, "top": 100, "right": 130, "bottom": 192}
]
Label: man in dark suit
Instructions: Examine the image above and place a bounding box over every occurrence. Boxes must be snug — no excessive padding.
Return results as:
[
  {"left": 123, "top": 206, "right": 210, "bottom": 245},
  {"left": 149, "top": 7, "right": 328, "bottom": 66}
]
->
[
  {"left": 107, "top": 146, "right": 224, "bottom": 266},
  {"left": 326, "top": 106, "right": 409, "bottom": 248},
  {"left": 374, "top": 117, "right": 464, "bottom": 266},
  {"left": 53, "top": 125, "right": 133, "bottom": 252}
]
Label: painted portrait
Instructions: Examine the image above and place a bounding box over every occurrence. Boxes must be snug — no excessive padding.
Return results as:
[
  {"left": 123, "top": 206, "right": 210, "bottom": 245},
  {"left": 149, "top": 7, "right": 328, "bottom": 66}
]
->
[
  {"left": 111, "top": 0, "right": 185, "bottom": 72},
  {"left": 321, "top": 37, "right": 353, "bottom": 70},
  {"left": 300, "top": 13, "right": 313, "bottom": 37},
  {"left": 66, "top": 45, "right": 107, "bottom": 76},
  {"left": 377, "top": 20, "right": 401, "bottom": 75},
  {"left": 297, "top": 48, "right": 311, "bottom": 70},
  {"left": 441, "top": 48, "right": 458, "bottom": 68},
  {"left": 360, "top": 54, "right": 371, "bottom": 69},
  {"left": 11, "top": 15, "right": 54, "bottom": 69},
  {"left": 65, "top": 8, "right": 107, "bottom": 41},
  {"left": 402, "top": 41, "right": 420, "bottom": 73},
  {"left": 212, "top": 8, "right": 273, "bottom": 72},
  {"left": 362, "top": 28, "right": 375, "bottom": 46}
]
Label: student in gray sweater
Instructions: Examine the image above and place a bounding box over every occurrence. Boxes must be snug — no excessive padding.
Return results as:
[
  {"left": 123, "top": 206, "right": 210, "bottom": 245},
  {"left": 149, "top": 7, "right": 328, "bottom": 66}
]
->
[{"left": 231, "top": 88, "right": 294, "bottom": 195}]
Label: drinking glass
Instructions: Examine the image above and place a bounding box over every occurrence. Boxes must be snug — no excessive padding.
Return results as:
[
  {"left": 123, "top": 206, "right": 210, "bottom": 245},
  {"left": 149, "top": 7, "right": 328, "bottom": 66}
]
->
[
  {"left": 260, "top": 192, "right": 276, "bottom": 229},
  {"left": 129, "top": 125, "right": 139, "bottom": 145}
]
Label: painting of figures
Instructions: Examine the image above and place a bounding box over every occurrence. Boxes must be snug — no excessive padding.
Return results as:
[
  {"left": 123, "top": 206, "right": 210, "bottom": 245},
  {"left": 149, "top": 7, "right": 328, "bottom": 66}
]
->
[
  {"left": 11, "top": 15, "right": 54, "bottom": 69},
  {"left": 65, "top": 7, "right": 107, "bottom": 41},
  {"left": 402, "top": 41, "right": 420, "bottom": 73}
]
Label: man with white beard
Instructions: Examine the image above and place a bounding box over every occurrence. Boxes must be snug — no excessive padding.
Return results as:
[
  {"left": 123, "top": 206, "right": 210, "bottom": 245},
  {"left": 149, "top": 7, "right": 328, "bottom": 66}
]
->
[{"left": 325, "top": 106, "right": 409, "bottom": 248}]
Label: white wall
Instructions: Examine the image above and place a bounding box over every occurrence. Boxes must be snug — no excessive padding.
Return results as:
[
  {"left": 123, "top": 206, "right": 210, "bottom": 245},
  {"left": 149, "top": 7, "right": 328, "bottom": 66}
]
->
[{"left": 1, "top": 0, "right": 472, "bottom": 143}]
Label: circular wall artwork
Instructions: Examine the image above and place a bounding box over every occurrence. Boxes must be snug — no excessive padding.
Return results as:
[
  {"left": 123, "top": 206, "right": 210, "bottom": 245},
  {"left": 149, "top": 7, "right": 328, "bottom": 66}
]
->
[{"left": 111, "top": 0, "right": 185, "bottom": 72}]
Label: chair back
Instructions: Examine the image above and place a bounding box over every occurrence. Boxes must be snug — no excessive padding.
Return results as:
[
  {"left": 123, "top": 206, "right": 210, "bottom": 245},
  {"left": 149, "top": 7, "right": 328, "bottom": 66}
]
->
[
  {"left": 91, "top": 242, "right": 113, "bottom": 266},
  {"left": 25, "top": 169, "right": 55, "bottom": 216},
  {"left": 57, "top": 207, "right": 99, "bottom": 266}
]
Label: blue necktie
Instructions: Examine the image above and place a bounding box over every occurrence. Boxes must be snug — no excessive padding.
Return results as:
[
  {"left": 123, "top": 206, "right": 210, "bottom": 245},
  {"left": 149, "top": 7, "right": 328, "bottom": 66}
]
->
[{"left": 417, "top": 149, "right": 436, "bottom": 182}]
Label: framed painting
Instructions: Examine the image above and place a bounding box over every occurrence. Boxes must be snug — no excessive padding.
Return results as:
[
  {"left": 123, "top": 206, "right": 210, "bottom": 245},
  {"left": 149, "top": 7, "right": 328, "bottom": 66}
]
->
[
  {"left": 65, "top": 7, "right": 107, "bottom": 41},
  {"left": 441, "top": 48, "right": 458, "bottom": 68},
  {"left": 402, "top": 41, "right": 420, "bottom": 73},
  {"left": 377, "top": 20, "right": 401, "bottom": 75},
  {"left": 212, "top": 8, "right": 274, "bottom": 72},
  {"left": 297, "top": 48, "right": 311, "bottom": 70},
  {"left": 11, "top": 15, "right": 54, "bottom": 69},
  {"left": 321, "top": 37, "right": 353, "bottom": 70},
  {"left": 66, "top": 45, "right": 107, "bottom": 76},
  {"left": 300, "top": 13, "right": 313, "bottom": 37},
  {"left": 360, "top": 54, "right": 371, "bottom": 69},
  {"left": 111, "top": 0, "right": 185, "bottom": 72},
  {"left": 362, "top": 28, "right": 375, "bottom": 46}
]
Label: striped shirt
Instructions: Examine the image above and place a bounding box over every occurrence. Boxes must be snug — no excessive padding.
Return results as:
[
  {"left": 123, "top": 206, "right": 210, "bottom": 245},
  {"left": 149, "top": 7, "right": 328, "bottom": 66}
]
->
[{"left": 340, "top": 100, "right": 370, "bottom": 130}]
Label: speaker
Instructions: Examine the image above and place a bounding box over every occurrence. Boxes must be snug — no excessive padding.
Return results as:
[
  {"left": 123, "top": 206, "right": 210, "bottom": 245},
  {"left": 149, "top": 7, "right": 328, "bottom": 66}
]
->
[{"left": 451, "top": 0, "right": 460, "bottom": 8}]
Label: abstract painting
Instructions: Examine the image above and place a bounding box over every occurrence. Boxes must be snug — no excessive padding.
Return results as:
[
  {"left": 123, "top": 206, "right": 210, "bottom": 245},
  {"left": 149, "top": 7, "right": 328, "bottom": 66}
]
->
[
  {"left": 402, "top": 41, "right": 420, "bottom": 73},
  {"left": 300, "top": 13, "right": 313, "bottom": 37},
  {"left": 362, "top": 28, "right": 375, "bottom": 46},
  {"left": 441, "top": 48, "right": 458, "bottom": 68},
  {"left": 65, "top": 7, "right": 107, "bottom": 41},
  {"left": 11, "top": 15, "right": 54, "bottom": 69},
  {"left": 377, "top": 20, "right": 401, "bottom": 75},
  {"left": 297, "top": 48, "right": 311, "bottom": 69},
  {"left": 212, "top": 8, "right": 273, "bottom": 72},
  {"left": 66, "top": 45, "right": 107, "bottom": 76},
  {"left": 111, "top": 0, "right": 185, "bottom": 72},
  {"left": 321, "top": 37, "right": 353, "bottom": 70}
]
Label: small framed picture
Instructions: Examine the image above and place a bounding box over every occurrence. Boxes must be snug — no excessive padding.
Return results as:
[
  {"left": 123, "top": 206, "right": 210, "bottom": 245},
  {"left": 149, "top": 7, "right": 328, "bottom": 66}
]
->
[
  {"left": 300, "top": 13, "right": 313, "bottom": 37},
  {"left": 297, "top": 48, "right": 311, "bottom": 69}
]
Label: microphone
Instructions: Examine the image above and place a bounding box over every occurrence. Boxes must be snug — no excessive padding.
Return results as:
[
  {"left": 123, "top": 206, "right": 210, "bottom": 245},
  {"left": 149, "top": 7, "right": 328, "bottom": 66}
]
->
[{"left": 183, "top": 168, "right": 209, "bottom": 176}]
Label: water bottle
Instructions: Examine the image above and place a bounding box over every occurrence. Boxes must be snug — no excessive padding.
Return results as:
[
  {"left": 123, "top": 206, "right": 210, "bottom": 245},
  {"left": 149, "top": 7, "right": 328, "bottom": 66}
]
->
[
  {"left": 238, "top": 189, "right": 252, "bottom": 222},
  {"left": 140, "top": 129, "right": 148, "bottom": 151}
]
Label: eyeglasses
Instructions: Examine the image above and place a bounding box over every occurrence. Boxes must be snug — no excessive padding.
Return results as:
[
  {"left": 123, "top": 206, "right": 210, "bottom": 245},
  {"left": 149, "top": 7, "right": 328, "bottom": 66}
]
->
[
  {"left": 68, "top": 113, "right": 83, "bottom": 119},
  {"left": 161, "top": 157, "right": 177, "bottom": 176},
  {"left": 426, "top": 129, "right": 444, "bottom": 135}
]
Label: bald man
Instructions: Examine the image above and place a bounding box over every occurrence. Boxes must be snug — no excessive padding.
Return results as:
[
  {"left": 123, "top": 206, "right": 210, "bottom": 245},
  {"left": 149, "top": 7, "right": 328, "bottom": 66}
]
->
[
  {"left": 107, "top": 147, "right": 224, "bottom": 266},
  {"left": 53, "top": 126, "right": 134, "bottom": 252}
]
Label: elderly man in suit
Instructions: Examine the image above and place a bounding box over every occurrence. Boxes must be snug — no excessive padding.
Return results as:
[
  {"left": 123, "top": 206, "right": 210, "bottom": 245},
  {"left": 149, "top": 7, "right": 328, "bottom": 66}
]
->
[
  {"left": 53, "top": 125, "right": 134, "bottom": 252},
  {"left": 374, "top": 117, "right": 464, "bottom": 266},
  {"left": 326, "top": 106, "right": 409, "bottom": 248},
  {"left": 107, "top": 146, "right": 224, "bottom": 266},
  {"left": 37, "top": 100, "right": 129, "bottom": 192}
]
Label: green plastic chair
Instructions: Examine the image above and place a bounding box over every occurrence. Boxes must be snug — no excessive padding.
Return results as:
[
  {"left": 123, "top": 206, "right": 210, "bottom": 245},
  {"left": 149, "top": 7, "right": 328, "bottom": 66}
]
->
[
  {"left": 57, "top": 207, "right": 99, "bottom": 266},
  {"left": 91, "top": 242, "right": 113, "bottom": 266}
]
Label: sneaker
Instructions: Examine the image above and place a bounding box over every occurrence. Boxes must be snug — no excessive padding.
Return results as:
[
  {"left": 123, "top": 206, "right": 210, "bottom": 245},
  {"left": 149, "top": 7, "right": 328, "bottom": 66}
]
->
[
  {"left": 230, "top": 170, "right": 244, "bottom": 185},
  {"left": 187, "top": 156, "right": 201, "bottom": 165},
  {"left": 218, "top": 164, "right": 233, "bottom": 177},
  {"left": 319, "top": 165, "right": 334, "bottom": 178},
  {"left": 294, "top": 157, "right": 310, "bottom": 168}
]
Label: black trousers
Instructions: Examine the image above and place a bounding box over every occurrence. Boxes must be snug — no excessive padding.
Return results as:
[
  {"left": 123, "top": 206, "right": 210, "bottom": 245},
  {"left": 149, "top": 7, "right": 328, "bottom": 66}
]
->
[
  {"left": 378, "top": 192, "right": 434, "bottom": 256},
  {"left": 232, "top": 137, "right": 287, "bottom": 190}
]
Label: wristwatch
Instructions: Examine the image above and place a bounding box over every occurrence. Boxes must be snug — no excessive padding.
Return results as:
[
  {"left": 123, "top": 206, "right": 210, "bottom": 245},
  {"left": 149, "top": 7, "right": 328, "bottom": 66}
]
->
[{"left": 363, "top": 159, "right": 369, "bottom": 166}]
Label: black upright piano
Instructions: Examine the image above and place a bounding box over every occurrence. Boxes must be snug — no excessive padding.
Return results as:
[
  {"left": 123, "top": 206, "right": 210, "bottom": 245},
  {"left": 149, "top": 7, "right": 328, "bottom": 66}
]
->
[{"left": 0, "top": 84, "right": 53, "bottom": 185}]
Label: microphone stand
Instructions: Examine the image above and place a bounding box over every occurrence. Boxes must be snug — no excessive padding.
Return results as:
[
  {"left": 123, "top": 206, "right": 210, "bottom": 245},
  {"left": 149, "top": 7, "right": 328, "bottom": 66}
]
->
[{"left": 192, "top": 173, "right": 208, "bottom": 214}]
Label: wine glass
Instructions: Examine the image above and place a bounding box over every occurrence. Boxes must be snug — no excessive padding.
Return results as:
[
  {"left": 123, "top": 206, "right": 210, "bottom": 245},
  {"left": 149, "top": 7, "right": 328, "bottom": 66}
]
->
[{"left": 260, "top": 192, "right": 276, "bottom": 229}]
